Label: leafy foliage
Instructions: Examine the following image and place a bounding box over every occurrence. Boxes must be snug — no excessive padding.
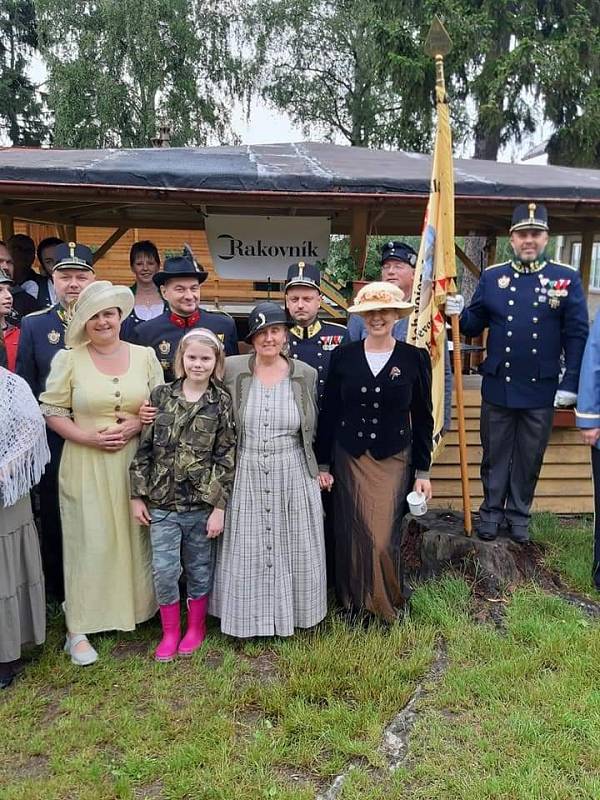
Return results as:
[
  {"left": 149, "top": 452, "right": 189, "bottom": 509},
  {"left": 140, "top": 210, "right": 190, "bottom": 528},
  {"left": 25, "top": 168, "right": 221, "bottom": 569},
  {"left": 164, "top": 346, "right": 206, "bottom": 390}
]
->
[
  {"left": 0, "top": 0, "right": 48, "bottom": 145},
  {"left": 35, "top": 0, "right": 249, "bottom": 147}
]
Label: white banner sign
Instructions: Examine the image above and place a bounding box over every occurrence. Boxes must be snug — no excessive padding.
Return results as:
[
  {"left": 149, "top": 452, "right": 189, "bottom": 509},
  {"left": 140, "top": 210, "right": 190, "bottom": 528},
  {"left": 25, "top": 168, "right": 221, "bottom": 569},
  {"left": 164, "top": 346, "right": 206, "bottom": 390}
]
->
[{"left": 205, "top": 215, "right": 331, "bottom": 280}]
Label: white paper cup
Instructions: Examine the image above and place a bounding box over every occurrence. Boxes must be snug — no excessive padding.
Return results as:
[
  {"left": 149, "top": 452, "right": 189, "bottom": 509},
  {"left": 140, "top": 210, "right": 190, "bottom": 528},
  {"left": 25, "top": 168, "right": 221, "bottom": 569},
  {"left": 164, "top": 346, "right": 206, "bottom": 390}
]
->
[{"left": 407, "top": 491, "right": 427, "bottom": 516}]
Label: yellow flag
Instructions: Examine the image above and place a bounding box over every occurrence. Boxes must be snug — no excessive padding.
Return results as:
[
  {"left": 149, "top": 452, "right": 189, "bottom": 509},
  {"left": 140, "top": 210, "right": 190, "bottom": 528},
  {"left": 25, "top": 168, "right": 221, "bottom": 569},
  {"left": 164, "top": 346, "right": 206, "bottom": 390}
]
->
[{"left": 406, "top": 80, "right": 457, "bottom": 457}]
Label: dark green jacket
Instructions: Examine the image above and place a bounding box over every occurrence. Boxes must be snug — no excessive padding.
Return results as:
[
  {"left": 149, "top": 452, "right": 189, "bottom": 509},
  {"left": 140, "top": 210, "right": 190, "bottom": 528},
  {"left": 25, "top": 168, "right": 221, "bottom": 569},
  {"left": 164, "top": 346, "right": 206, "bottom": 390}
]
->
[{"left": 129, "top": 378, "right": 236, "bottom": 511}]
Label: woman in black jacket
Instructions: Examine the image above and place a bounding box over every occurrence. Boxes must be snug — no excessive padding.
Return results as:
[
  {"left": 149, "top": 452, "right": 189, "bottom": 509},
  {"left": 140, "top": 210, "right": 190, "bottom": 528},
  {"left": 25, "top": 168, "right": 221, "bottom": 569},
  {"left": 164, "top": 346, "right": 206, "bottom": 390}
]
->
[{"left": 316, "top": 282, "right": 434, "bottom": 621}]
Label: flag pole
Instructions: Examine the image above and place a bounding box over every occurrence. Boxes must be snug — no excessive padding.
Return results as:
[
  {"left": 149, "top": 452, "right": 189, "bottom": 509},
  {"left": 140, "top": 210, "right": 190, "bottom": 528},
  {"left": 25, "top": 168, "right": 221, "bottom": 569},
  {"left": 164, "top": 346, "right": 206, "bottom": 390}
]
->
[{"left": 425, "top": 17, "right": 472, "bottom": 535}]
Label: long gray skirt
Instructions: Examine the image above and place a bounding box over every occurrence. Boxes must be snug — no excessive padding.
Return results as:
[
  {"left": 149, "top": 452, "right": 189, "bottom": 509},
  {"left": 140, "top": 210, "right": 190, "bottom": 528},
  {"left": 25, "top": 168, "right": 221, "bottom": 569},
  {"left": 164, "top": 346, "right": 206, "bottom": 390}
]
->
[{"left": 0, "top": 495, "right": 46, "bottom": 662}]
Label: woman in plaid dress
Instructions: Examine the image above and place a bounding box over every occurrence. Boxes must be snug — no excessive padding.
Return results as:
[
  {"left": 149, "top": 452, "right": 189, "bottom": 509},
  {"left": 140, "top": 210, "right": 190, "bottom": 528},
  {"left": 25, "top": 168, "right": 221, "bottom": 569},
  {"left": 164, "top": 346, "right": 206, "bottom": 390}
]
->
[{"left": 210, "top": 302, "right": 327, "bottom": 638}]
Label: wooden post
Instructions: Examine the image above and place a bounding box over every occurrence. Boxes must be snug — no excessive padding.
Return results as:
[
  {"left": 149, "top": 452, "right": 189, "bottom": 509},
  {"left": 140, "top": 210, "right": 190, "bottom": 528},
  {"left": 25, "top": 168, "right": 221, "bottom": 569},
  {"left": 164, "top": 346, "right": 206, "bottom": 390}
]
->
[
  {"left": 1, "top": 215, "right": 15, "bottom": 241},
  {"left": 579, "top": 230, "right": 595, "bottom": 299},
  {"left": 350, "top": 207, "right": 369, "bottom": 280},
  {"left": 65, "top": 224, "right": 77, "bottom": 243},
  {"left": 450, "top": 314, "right": 473, "bottom": 534}
]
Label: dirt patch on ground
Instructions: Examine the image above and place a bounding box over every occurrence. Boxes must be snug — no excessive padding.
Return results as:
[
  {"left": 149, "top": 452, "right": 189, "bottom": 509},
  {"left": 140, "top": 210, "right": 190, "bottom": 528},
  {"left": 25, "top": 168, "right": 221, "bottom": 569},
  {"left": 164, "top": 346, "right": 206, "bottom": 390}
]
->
[
  {"left": 5, "top": 754, "right": 50, "bottom": 781},
  {"left": 41, "top": 687, "right": 71, "bottom": 725},
  {"left": 111, "top": 640, "right": 152, "bottom": 660},
  {"left": 134, "top": 779, "right": 165, "bottom": 799},
  {"left": 275, "top": 764, "right": 325, "bottom": 794}
]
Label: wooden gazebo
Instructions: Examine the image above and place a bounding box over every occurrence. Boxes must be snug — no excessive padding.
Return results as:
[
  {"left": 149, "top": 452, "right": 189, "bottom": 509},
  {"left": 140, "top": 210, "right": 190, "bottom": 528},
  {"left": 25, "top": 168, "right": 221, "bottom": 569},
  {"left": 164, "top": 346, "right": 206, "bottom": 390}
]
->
[{"left": 1, "top": 142, "right": 599, "bottom": 512}]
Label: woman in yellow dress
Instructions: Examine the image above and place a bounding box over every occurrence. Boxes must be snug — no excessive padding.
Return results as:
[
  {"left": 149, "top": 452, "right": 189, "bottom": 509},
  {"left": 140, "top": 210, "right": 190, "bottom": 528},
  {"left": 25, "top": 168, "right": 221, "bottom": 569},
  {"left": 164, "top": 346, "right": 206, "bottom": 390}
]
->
[{"left": 40, "top": 281, "right": 163, "bottom": 666}]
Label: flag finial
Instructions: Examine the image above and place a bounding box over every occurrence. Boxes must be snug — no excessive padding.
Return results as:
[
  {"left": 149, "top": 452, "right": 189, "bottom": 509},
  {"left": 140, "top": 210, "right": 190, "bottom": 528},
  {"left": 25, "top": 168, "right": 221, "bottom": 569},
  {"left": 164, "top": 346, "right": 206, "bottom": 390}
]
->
[{"left": 424, "top": 16, "right": 452, "bottom": 58}]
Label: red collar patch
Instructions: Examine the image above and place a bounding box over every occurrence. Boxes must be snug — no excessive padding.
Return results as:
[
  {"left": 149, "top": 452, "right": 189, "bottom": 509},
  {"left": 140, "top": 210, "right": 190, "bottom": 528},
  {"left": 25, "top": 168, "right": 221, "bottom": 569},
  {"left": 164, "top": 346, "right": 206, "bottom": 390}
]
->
[{"left": 170, "top": 309, "right": 200, "bottom": 329}]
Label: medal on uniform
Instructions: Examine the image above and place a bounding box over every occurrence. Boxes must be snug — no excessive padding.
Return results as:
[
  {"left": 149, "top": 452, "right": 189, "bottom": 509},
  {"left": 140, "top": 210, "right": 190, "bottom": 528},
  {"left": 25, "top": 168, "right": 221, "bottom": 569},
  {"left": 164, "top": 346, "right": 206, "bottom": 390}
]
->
[
  {"left": 158, "top": 340, "right": 171, "bottom": 355},
  {"left": 47, "top": 329, "right": 61, "bottom": 345},
  {"left": 549, "top": 296, "right": 560, "bottom": 309},
  {"left": 498, "top": 275, "right": 511, "bottom": 289}
]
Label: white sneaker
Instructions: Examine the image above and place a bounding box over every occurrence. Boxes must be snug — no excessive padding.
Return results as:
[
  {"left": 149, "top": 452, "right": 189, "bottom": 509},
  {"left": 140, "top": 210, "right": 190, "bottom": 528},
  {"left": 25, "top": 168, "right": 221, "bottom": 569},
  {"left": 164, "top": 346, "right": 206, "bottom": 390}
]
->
[{"left": 64, "top": 634, "right": 98, "bottom": 666}]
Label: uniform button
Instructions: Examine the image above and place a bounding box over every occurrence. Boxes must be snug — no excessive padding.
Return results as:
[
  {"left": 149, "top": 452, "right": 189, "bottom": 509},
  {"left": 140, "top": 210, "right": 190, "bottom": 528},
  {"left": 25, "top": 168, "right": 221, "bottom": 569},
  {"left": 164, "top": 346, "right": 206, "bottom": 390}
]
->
[
  {"left": 507, "top": 331, "right": 513, "bottom": 337},
  {"left": 531, "top": 378, "right": 537, "bottom": 383},
  {"left": 112, "top": 377, "right": 119, "bottom": 383},
  {"left": 514, "top": 273, "right": 519, "bottom": 278},
  {"left": 533, "top": 317, "right": 538, "bottom": 323},
  {"left": 508, "top": 300, "right": 514, "bottom": 306},
  {"left": 115, "top": 405, "right": 121, "bottom": 411},
  {"left": 373, "top": 402, "right": 379, "bottom": 408},
  {"left": 375, "top": 387, "right": 381, "bottom": 393},
  {"left": 505, "top": 376, "right": 511, "bottom": 382},
  {"left": 370, "top": 433, "right": 376, "bottom": 439},
  {"left": 292, "top": 341, "right": 297, "bottom": 346},
  {"left": 507, "top": 315, "right": 513, "bottom": 322},
  {"left": 533, "top": 333, "right": 538, "bottom": 339},
  {"left": 318, "top": 366, "right": 323, "bottom": 371},
  {"left": 293, "top": 354, "right": 298, "bottom": 359},
  {"left": 358, "top": 432, "right": 363, "bottom": 438},
  {"left": 319, "top": 379, "right": 324, "bottom": 384},
  {"left": 361, "top": 387, "right": 367, "bottom": 393},
  {"left": 533, "top": 302, "right": 539, "bottom": 307},
  {"left": 510, "top": 286, "right": 516, "bottom": 292},
  {"left": 535, "top": 287, "right": 540, "bottom": 293},
  {"left": 317, "top": 353, "right": 322, "bottom": 358},
  {"left": 532, "top": 348, "right": 537, "bottom": 354},
  {"left": 505, "top": 347, "right": 511, "bottom": 353},
  {"left": 372, "top": 418, "right": 378, "bottom": 424},
  {"left": 505, "top": 362, "right": 510, "bottom": 368},
  {"left": 115, "top": 391, "right": 121, "bottom": 397}
]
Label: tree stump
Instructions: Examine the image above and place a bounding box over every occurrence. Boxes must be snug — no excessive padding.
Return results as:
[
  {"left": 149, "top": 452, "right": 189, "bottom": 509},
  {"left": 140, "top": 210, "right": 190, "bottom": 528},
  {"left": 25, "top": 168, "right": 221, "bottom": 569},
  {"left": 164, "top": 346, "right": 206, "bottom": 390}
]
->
[{"left": 400, "top": 510, "right": 546, "bottom": 596}]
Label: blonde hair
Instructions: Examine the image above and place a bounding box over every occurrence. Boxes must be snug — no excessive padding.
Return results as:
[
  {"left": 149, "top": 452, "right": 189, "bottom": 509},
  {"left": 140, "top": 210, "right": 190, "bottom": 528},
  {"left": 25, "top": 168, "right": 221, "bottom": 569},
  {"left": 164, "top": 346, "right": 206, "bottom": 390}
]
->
[{"left": 173, "top": 328, "right": 225, "bottom": 381}]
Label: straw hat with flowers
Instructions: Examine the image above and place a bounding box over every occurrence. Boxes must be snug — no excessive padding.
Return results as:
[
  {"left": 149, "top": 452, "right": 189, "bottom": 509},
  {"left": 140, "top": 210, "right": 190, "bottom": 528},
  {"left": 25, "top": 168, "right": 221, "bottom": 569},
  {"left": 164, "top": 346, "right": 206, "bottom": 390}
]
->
[{"left": 347, "top": 281, "right": 414, "bottom": 318}]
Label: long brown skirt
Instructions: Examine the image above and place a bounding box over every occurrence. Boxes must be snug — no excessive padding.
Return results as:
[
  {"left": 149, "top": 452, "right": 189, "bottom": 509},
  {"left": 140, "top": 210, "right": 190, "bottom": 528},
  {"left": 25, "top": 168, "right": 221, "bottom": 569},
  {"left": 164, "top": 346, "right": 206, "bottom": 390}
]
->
[{"left": 333, "top": 442, "right": 411, "bottom": 621}]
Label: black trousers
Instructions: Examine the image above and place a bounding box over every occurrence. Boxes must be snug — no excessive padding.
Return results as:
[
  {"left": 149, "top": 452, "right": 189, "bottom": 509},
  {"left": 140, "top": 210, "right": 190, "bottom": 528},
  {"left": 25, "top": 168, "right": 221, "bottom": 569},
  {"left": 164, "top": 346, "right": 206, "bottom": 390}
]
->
[
  {"left": 479, "top": 401, "right": 554, "bottom": 529},
  {"left": 39, "top": 431, "right": 65, "bottom": 602},
  {"left": 590, "top": 447, "right": 600, "bottom": 589}
]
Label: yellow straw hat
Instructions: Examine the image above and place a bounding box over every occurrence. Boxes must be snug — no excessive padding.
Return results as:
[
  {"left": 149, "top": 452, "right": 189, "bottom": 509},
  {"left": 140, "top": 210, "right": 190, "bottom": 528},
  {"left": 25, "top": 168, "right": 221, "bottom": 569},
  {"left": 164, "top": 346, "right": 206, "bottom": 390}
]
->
[
  {"left": 65, "top": 281, "right": 134, "bottom": 348},
  {"left": 347, "top": 281, "right": 414, "bottom": 317}
]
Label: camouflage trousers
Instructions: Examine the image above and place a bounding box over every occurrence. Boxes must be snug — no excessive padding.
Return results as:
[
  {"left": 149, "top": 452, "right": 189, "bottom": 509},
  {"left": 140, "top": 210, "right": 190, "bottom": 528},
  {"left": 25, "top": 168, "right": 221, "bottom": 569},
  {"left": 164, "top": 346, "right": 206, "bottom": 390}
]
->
[{"left": 149, "top": 508, "right": 215, "bottom": 605}]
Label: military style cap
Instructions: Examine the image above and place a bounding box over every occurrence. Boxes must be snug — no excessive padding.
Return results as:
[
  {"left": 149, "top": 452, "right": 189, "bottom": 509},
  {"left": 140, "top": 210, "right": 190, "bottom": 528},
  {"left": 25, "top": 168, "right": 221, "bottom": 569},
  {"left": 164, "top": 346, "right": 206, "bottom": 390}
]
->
[
  {"left": 153, "top": 251, "right": 208, "bottom": 288},
  {"left": 285, "top": 261, "right": 321, "bottom": 291},
  {"left": 0, "top": 268, "right": 13, "bottom": 285},
  {"left": 53, "top": 242, "right": 95, "bottom": 272},
  {"left": 381, "top": 241, "right": 418, "bottom": 267},
  {"left": 246, "top": 301, "right": 293, "bottom": 342},
  {"left": 510, "top": 203, "right": 549, "bottom": 233}
]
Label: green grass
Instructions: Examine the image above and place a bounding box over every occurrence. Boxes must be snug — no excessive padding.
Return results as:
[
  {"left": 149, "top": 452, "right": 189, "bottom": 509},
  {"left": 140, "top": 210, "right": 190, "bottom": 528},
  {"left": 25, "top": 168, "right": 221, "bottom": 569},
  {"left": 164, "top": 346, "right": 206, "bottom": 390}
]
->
[{"left": 1, "top": 515, "right": 598, "bottom": 800}]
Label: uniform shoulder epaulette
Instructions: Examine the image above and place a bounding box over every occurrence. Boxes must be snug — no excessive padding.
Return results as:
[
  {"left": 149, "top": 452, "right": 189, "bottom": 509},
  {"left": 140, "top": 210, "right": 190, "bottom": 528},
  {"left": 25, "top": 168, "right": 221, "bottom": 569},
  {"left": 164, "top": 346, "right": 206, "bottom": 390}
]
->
[
  {"left": 549, "top": 259, "right": 578, "bottom": 271},
  {"left": 323, "top": 320, "right": 346, "bottom": 330},
  {"left": 203, "top": 306, "right": 235, "bottom": 321},
  {"left": 484, "top": 260, "right": 511, "bottom": 272},
  {"left": 24, "top": 306, "right": 53, "bottom": 319}
]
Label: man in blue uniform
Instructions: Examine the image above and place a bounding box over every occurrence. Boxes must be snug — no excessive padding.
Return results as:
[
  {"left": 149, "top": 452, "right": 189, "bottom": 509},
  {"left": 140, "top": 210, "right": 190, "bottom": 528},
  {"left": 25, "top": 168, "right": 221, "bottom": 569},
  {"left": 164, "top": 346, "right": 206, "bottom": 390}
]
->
[
  {"left": 16, "top": 242, "right": 96, "bottom": 600},
  {"left": 285, "top": 261, "right": 345, "bottom": 403},
  {"left": 131, "top": 252, "right": 238, "bottom": 380},
  {"left": 345, "top": 241, "right": 452, "bottom": 432},
  {"left": 446, "top": 203, "right": 589, "bottom": 542}
]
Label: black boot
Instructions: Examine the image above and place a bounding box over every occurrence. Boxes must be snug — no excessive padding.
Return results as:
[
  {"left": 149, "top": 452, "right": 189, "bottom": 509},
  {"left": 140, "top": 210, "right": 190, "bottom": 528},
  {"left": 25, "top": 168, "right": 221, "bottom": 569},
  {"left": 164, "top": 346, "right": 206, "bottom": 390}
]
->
[{"left": 477, "top": 522, "right": 498, "bottom": 541}]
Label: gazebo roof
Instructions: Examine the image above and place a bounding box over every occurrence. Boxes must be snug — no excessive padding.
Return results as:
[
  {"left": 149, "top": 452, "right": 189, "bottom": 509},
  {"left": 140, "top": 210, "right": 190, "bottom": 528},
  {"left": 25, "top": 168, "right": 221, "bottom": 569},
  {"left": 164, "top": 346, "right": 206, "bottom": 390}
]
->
[{"left": 1, "top": 141, "right": 599, "bottom": 235}]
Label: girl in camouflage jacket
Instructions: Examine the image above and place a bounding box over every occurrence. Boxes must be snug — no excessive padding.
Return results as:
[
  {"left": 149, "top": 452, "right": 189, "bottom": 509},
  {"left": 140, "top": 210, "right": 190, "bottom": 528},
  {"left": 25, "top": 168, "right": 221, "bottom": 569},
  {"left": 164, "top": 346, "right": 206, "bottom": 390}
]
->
[{"left": 130, "top": 329, "right": 236, "bottom": 661}]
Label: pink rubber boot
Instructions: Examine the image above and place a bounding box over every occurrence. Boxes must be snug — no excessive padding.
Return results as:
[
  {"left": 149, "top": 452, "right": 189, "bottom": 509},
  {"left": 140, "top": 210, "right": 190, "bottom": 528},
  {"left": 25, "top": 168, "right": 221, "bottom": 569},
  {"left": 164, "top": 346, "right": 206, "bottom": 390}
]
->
[
  {"left": 155, "top": 602, "right": 181, "bottom": 662},
  {"left": 178, "top": 595, "right": 208, "bottom": 656}
]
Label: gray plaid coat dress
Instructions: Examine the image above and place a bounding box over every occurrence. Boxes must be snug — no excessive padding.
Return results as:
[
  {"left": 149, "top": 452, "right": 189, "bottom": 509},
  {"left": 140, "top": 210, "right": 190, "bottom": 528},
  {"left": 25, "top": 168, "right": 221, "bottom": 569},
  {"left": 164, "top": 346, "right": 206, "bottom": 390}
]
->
[{"left": 209, "top": 355, "right": 327, "bottom": 638}]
